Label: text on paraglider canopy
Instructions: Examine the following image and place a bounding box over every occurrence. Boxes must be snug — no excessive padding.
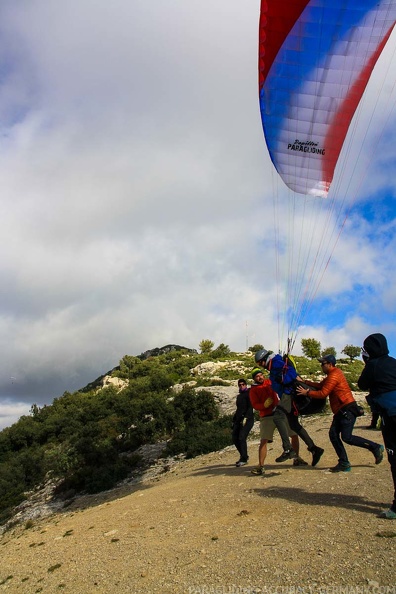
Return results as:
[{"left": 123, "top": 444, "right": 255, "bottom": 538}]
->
[{"left": 287, "top": 139, "right": 325, "bottom": 155}]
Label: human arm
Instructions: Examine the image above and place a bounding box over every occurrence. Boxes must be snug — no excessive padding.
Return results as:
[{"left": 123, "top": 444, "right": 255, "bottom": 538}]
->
[
  {"left": 357, "top": 365, "right": 371, "bottom": 390},
  {"left": 249, "top": 383, "right": 279, "bottom": 412},
  {"left": 296, "top": 377, "right": 330, "bottom": 399}
]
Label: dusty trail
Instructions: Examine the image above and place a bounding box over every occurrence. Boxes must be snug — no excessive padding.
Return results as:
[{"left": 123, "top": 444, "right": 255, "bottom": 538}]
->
[{"left": 1, "top": 412, "right": 395, "bottom": 594}]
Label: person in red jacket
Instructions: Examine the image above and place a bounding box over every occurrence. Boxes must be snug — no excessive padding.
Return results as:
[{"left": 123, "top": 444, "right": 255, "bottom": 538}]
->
[
  {"left": 249, "top": 369, "right": 308, "bottom": 475},
  {"left": 297, "top": 354, "right": 384, "bottom": 472}
]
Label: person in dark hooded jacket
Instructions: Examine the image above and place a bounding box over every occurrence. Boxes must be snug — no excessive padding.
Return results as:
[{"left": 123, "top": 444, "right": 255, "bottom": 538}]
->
[
  {"left": 358, "top": 333, "right": 396, "bottom": 519},
  {"left": 231, "top": 379, "right": 255, "bottom": 467}
]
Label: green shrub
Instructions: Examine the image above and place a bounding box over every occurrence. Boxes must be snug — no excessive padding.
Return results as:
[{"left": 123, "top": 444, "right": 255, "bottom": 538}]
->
[
  {"left": 165, "top": 416, "right": 233, "bottom": 458},
  {"left": 172, "top": 387, "right": 219, "bottom": 424}
]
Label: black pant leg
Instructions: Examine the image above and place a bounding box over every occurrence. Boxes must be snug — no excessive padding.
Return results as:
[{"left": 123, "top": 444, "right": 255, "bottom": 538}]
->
[
  {"left": 381, "top": 413, "right": 396, "bottom": 512},
  {"left": 232, "top": 423, "right": 242, "bottom": 457},
  {"left": 287, "top": 412, "right": 315, "bottom": 450}
]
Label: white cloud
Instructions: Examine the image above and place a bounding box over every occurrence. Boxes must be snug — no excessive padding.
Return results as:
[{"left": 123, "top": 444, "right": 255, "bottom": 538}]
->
[
  {"left": 0, "top": 399, "right": 31, "bottom": 431},
  {"left": 0, "top": 1, "right": 395, "bottom": 428}
]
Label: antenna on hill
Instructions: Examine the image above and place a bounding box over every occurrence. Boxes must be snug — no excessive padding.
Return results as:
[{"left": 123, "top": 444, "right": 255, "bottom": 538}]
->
[{"left": 245, "top": 320, "right": 248, "bottom": 351}]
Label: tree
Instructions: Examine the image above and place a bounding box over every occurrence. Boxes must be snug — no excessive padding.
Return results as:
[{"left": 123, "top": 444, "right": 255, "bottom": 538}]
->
[
  {"left": 211, "top": 343, "right": 231, "bottom": 358},
  {"left": 301, "top": 338, "right": 321, "bottom": 359},
  {"left": 119, "top": 355, "right": 141, "bottom": 379},
  {"left": 199, "top": 339, "right": 214, "bottom": 354},
  {"left": 321, "top": 346, "right": 336, "bottom": 358},
  {"left": 249, "top": 344, "right": 264, "bottom": 353},
  {"left": 342, "top": 345, "right": 361, "bottom": 361}
]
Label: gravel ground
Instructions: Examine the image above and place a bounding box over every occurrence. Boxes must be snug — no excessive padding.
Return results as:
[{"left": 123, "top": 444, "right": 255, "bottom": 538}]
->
[{"left": 1, "top": 412, "right": 396, "bottom": 594}]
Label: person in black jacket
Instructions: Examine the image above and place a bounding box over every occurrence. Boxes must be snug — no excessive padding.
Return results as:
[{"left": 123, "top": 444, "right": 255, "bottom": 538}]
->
[
  {"left": 232, "top": 378, "right": 255, "bottom": 467},
  {"left": 361, "top": 350, "right": 380, "bottom": 429},
  {"left": 358, "top": 333, "right": 396, "bottom": 519}
]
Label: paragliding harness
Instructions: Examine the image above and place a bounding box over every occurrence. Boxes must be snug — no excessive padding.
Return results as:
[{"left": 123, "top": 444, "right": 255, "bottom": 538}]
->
[
  {"left": 282, "top": 354, "right": 314, "bottom": 414},
  {"left": 291, "top": 380, "right": 315, "bottom": 414}
]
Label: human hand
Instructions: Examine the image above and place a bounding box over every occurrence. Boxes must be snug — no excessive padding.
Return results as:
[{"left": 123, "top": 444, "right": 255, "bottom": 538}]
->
[{"left": 296, "top": 385, "right": 309, "bottom": 396}]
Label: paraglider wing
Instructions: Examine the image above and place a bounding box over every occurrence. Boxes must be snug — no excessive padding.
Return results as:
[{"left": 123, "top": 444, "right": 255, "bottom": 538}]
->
[{"left": 259, "top": 1, "right": 396, "bottom": 197}]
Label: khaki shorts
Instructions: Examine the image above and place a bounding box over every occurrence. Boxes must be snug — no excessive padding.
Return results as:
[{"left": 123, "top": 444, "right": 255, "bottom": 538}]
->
[{"left": 259, "top": 415, "right": 296, "bottom": 442}]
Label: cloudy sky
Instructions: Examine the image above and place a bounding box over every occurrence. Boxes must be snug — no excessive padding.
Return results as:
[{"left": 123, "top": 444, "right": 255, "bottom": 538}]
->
[{"left": 1, "top": 1, "right": 396, "bottom": 430}]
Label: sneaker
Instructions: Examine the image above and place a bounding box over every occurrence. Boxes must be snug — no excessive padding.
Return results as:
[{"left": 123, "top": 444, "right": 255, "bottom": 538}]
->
[
  {"left": 311, "top": 446, "right": 324, "bottom": 467},
  {"left": 373, "top": 444, "right": 384, "bottom": 465},
  {"left": 275, "top": 449, "right": 297, "bottom": 463},
  {"left": 236, "top": 460, "right": 248, "bottom": 467},
  {"left": 330, "top": 463, "right": 351, "bottom": 473},
  {"left": 293, "top": 457, "right": 308, "bottom": 466},
  {"left": 377, "top": 509, "right": 396, "bottom": 519},
  {"left": 251, "top": 466, "right": 265, "bottom": 475}
]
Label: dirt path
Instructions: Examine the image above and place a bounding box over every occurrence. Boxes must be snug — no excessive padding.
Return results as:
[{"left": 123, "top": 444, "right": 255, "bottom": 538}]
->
[{"left": 1, "top": 412, "right": 395, "bottom": 594}]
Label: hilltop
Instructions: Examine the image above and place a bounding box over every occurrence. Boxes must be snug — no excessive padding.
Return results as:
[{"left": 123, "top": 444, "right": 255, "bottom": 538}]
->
[{"left": 0, "top": 347, "right": 366, "bottom": 527}]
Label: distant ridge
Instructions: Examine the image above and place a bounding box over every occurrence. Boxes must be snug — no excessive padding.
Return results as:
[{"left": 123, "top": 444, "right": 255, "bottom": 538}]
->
[
  {"left": 138, "top": 344, "right": 197, "bottom": 360},
  {"left": 79, "top": 344, "right": 197, "bottom": 392}
]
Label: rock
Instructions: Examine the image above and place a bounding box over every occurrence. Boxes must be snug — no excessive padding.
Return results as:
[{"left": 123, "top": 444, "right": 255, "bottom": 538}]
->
[
  {"left": 190, "top": 360, "right": 248, "bottom": 376},
  {"left": 171, "top": 381, "right": 197, "bottom": 393},
  {"left": 196, "top": 385, "right": 237, "bottom": 415},
  {"left": 101, "top": 376, "right": 128, "bottom": 390}
]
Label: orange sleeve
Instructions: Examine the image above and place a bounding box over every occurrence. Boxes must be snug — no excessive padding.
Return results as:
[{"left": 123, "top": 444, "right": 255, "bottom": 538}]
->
[{"left": 305, "top": 370, "right": 339, "bottom": 399}]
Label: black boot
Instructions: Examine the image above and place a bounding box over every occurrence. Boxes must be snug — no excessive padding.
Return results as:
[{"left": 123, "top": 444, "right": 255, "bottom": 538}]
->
[{"left": 311, "top": 446, "right": 324, "bottom": 467}]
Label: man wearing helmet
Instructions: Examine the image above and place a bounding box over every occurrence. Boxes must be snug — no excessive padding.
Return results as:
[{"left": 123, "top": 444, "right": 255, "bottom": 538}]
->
[{"left": 255, "top": 349, "right": 324, "bottom": 466}]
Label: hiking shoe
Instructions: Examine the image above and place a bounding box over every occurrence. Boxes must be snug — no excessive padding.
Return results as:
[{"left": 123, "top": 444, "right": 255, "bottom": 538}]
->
[
  {"left": 311, "top": 446, "right": 324, "bottom": 467},
  {"left": 330, "top": 463, "right": 351, "bottom": 473},
  {"left": 377, "top": 509, "right": 396, "bottom": 519},
  {"left": 293, "top": 457, "right": 308, "bottom": 466},
  {"left": 373, "top": 444, "right": 384, "bottom": 465},
  {"left": 236, "top": 460, "right": 248, "bottom": 467},
  {"left": 275, "top": 449, "right": 297, "bottom": 463},
  {"left": 251, "top": 466, "right": 264, "bottom": 475}
]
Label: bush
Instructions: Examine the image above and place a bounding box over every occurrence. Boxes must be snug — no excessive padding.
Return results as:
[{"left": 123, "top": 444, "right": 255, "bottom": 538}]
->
[
  {"left": 165, "top": 416, "right": 233, "bottom": 458},
  {"left": 59, "top": 455, "right": 137, "bottom": 494},
  {"left": 172, "top": 387, "right": 219, "bottom": 424}
]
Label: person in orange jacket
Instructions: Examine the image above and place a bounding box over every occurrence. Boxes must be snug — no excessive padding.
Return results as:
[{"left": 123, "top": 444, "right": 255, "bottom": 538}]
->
[
  {"left": 296, "top": 354, "right": 384, "bottom": 472},
  {"left": 249, "top": 368, "right": 308, "bottom": 475}
]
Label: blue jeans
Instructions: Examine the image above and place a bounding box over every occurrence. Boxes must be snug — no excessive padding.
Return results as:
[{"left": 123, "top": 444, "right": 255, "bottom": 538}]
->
[{"left": 329, "top": 408, "right": 380, "bottom": 465}]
